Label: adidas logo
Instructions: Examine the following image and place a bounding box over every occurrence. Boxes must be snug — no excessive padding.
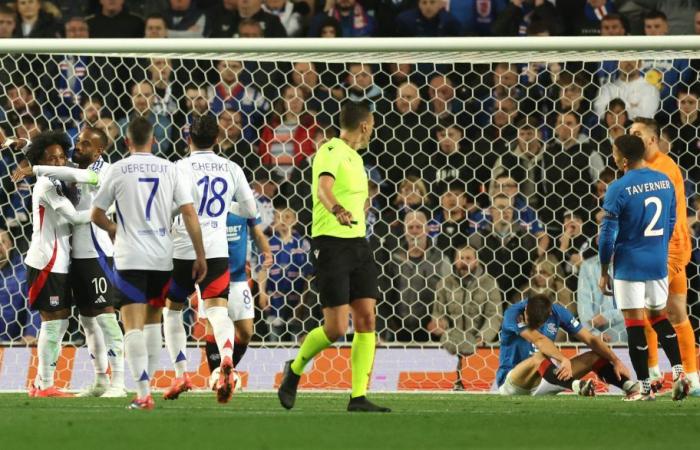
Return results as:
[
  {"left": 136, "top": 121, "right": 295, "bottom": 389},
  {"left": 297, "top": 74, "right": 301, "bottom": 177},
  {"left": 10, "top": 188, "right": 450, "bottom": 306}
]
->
[{"left": 95, "top": 295, "right": 107, "bottom": 304}]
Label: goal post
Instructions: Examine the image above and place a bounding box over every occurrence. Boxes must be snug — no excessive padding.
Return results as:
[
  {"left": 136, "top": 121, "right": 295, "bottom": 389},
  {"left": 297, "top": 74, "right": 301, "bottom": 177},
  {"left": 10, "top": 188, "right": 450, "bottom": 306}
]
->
[{"left": 0, "top": 37, "right": 698, "bottom": 392}]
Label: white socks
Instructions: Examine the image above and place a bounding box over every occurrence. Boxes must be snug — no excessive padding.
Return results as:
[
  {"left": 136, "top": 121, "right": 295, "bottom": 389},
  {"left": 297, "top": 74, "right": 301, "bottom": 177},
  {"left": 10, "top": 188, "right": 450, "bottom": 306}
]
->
[
  {"left": 206, "top": 306, "right": 235, "bottom": 362},
  {"left": 96, "top": 313, "right": 125, "bottom": 388},
  {"left": 124, "top": 329, "right": 150, "bottom": 398},
  {"left": 163, "top": 308, "right": 188, "bottom": 378},
  {"left": 79, "top": 315, "right": 108, "bottom": 380},
  {"left": 143, "top": 323, "right": 162, "bottom": 378},
  {"left": 37, "top": 319, "right": 68, "bottom": 390}
]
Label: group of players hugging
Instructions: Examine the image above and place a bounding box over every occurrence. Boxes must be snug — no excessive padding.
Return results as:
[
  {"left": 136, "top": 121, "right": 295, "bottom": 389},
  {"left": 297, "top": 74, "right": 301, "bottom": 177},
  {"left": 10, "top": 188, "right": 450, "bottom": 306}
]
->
[{"left": 2, "top": 98, "right": 697, "bottom": 410}]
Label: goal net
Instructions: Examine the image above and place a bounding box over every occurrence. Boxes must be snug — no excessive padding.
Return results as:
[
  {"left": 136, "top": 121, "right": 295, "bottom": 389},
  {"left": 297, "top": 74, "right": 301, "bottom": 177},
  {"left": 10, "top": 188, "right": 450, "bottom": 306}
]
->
[{"left": 0, "top": 37, "right": 698, "bottom": 392}]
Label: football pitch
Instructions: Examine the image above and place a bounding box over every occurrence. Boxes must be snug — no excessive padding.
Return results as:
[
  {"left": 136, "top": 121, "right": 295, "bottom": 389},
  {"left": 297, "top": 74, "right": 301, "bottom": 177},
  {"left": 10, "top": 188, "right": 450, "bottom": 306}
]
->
[{"left": 2, "top": 392, "right": 699, "bottom": 450}]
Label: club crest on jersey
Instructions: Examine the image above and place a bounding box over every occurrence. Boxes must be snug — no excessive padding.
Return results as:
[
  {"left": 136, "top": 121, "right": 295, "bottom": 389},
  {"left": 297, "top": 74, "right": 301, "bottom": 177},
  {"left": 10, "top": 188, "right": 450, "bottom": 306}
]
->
[{"left": 49, "top": 296, "right": 60, "bottom": 307}]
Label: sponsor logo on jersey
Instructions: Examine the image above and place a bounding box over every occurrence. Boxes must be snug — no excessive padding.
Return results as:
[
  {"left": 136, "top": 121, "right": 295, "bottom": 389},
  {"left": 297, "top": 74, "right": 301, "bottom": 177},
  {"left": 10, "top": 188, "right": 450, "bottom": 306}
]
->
[
  {"left": 546, "top": 323, "right": 557, "bottom": 334},
  {"left": 49, "top": 296, "right": 59, "bottom": 307}
]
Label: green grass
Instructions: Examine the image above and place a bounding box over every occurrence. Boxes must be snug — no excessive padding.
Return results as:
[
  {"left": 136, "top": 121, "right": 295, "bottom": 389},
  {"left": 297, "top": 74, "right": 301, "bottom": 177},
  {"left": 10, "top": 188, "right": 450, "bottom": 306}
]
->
[{"left": 1, "top": 392, "right": 699, "bottom": 450}]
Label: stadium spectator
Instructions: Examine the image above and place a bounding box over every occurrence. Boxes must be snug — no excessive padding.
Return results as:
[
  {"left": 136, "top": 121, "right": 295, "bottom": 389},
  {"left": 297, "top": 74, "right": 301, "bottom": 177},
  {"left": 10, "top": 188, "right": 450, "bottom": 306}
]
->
[
  {"left": 447, "top": 0, "right": 508, "bottom": 36},
  {"left": 594, "top": 60, "right": 659, "bottom": 121},
  {"left": 164, "top": 0, "right": 206, "bottom": 38},
  {"left": 2, "top": 82, "right": 45, "bottom": 127},
  {"left": 172, "top": 84, "right": 210, "bottom": 156},
  {"left": 204, "top": 0, "right": 237, "bottom": 37},
  {"left": 251, "top": 167, "right": 279, "bottom": 233},
  {"left": 668, "top": 86, "right": 700, "bottom": 184},
  {"left": 146, "top": 58, "right": 180, "bottom": 116},
  {"left": 468, "top": 193, "right": 537, "bottom": 304},
  {"left": 117, "top": 81, "right": 172, "bottom": 157},
  {"left": 12, "top": 0, "right": 61, "bottom": 38},
  {"left": 312, "top": 15, "right": 342, "bottom": 37},
  {"left": 696, "top": 9, "right": 700, "bottom": 34},
  {"left": 552, "top": 210, "right": 591, "bottom": 292},
  {"left": 0, "top": 5, "right": 16, "bottom": 38},
  {"left": 518, "top": 254, "right": 574, "bottom": 318},
  {"left": 258, "top": 85, "right": 317, "bottom": 181},
  {"left": 216, "top": 107, "right": 258, "bottom": 175},
  {"left": 539, "top": 111, "right": 598, "bottom": 226},
  {"left": 0, "top": 229, "right": 39, "bottom": 343},
  {"left": 144, "top": 13, "right": 169, "bottom": 38},
  {"left": 577, "top": 237, "right": 627, "bottom": 343},
  {"left": 574, "top": 0, "right": 617, "bottom": 36},
  {"left": 492, "top": 116, "right": 546, "bottom": 209},
  {"left": 389, "top": 175, "right": 433, "bottom": 233},
  {"left": 489, "top": 174, "right": 549, "bottom": 256},
  {"left": 383, "top": 210, "right": 450, "bottom": 342},
  {"left": 590, "top": 97, "right": 628, "bottom": 164},
  {"left": 237, "top": 0, "right": 288, "bottom": 37},
  {"left": 643, "top": 9, "right": 668, "bottom": 36},
  {"left": 262, "top": 0, "right": 304, "bottom": 37},
  {"left": 421, "top": 119, "right": 473, "bottom": 194},
  {"left": 547, "top": 71, "right": 596, "bottom": 133},
  {"left": 260, "top": 204, "right": 312, "bottom": 341},
  {"left": 308, "top": 0, "right": 376, "bottom": 37},
  {"left": 657, "top": 0, "right": 698, "bottom": 35},
  {"left": 426, "top": 74, "right": 471, "bottom": 129},
  {"left": 428, "top": 245, "right": 502, "bottom": 388},
  {"left": 491, "top": 0, "right": 561, "bottom": 36},
  {"left": 343, "top": 63, "right": 383, "bottom": 109},
  {"left": 209, "top": 59, "right": 270, "bottom": 144},
  {"left": 86, "top": 0, "right": 145, "bottom": 38},
  {"left": 238, "top": 17, "right": 264, "bottom": 37},
  {"left": 600, "top": 13, "right": 626, "bottom": 35},
  {"left": 289, "top": 62, "right": 338, "bottom": 126},
  {"left": 395, "top": 0, "right": 462, "bottom": 37},
  {"left": 431, "top": 183, "right": 479, "bottom": 261},
  {"left": 94, "top": 115, "right": 124, "bottom": 161},
  {"left": 80, "top": 95, "right": 104, "bottom": 128}
]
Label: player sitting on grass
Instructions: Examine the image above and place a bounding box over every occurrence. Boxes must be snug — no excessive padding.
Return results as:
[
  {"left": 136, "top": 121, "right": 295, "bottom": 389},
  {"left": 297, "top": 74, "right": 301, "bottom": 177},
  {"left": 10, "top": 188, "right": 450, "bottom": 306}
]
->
[{"left": 497, "top": 293, "right": 637, "bottom": 397}]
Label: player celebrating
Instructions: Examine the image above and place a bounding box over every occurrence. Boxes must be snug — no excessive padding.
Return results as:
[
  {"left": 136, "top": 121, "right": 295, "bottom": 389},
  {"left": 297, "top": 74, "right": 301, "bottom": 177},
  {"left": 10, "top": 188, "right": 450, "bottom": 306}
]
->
[
  {"left": 629, "top": 118, "right": 698, "bottom": 394},
  {"left": 203, "top": 210, "right": 272, "bottom": 385},
  {"left": 91, "top": 116, "right": 206, "bottom": 410},
  {"left": 161, "top": 114, "right": 259, "bottom": 403},
  {"left": 277, "top": 101, "right": 390, "bottom": 412},
  {"left": 15, "top": 127, "right": 126, "bottom": 398},
  {"left": 599, "top": 134, "right": 689, "bottom": 401},
  {"left": 497, "top": 294, "right": 636, "bottom": 397},
  {"left": 23, "top": 131, "right": 94, "bottom": 397}
]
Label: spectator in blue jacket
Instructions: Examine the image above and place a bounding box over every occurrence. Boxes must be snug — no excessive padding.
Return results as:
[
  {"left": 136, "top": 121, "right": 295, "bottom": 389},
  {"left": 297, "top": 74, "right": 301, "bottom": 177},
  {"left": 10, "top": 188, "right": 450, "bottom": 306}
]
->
[
  {"left": 395, "top": 0, "right": 462, "bottom": 37},
  {"left": 0, "top": 229, "right": 39, "bottom": 343},
  {"left": 260, "top": 204, "right": 312, "bottom": 341},
  {"left": 448, "top": 0, "right": 508, "bottom": 36},
  {"left": 308, "top": 0, "right": 376, "bottom": 37}
]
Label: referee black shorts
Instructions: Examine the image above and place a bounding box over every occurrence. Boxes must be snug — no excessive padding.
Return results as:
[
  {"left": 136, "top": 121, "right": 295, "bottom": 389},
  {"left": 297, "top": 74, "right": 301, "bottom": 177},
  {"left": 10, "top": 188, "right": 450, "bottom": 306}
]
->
[{"left": 313, "top": 236, "right": 379, "bottom": 308}]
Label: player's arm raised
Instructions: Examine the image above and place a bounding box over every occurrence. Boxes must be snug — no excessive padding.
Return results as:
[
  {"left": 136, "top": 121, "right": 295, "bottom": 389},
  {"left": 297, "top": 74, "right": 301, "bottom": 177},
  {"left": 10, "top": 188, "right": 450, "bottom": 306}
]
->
[
  {"left": 520, "top": 328, "right": 573, "bottom": 380},
  {"left": 13, "top": 164, "right": 99, "bottom": 185},
  {"left": 574, "top": 328, "right": 631, "bottom": 381}
]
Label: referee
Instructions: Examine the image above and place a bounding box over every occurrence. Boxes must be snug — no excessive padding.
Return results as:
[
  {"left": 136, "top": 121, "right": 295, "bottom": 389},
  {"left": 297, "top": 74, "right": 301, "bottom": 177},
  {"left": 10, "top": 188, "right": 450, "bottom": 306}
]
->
[{"left": 277, "top": 101, "right": 390, "bottom": 413}]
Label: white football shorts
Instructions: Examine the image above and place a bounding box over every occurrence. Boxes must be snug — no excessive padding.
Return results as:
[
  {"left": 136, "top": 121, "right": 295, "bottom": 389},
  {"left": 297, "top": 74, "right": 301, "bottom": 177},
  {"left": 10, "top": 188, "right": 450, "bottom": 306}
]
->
[
  {"left": 498, "top": 371, "right": 535, "bottom": 396},
  {"left": 228, "top": 281, "right": 255, "bottom": 322},
  {"left": 613, "top": 278, "right": 668, "bottom": 311}
]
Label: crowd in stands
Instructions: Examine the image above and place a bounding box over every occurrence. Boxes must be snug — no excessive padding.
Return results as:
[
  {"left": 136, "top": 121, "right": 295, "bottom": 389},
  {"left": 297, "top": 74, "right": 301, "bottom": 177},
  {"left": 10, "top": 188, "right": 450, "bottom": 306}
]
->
[{"left": 1, "top": 0, "right": 700, "bottom": 353}]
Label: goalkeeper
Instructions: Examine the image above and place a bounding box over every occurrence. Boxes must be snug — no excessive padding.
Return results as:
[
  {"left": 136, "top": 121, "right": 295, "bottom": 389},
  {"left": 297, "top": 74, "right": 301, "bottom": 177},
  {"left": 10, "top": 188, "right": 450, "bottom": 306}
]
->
[{"left": 277, "top": 101, "right": 390, "bottom": 413}]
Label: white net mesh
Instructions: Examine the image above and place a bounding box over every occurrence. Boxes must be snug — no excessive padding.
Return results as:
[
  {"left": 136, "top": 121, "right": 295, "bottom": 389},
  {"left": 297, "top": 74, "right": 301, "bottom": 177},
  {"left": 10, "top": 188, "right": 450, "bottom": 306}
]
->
[{"left": 1, "top": 40, "right": 699, "bottom": 392}]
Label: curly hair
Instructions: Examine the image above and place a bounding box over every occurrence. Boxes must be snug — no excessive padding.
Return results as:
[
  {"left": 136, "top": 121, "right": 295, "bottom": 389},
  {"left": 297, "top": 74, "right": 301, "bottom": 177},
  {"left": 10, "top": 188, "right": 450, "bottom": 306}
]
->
[{"left": 24, "top": 130, "right": 71, "bottom": 165}]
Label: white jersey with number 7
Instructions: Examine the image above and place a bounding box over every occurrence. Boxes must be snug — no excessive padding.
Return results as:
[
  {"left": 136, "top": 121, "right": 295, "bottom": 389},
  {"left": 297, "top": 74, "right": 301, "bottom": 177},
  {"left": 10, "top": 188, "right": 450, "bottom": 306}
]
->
[
  {"left": 92, "top": 153, "right": 194, "bottom": 271},
  {"left": 171, "top": 150, "right": 256, "bottom": 260}
]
